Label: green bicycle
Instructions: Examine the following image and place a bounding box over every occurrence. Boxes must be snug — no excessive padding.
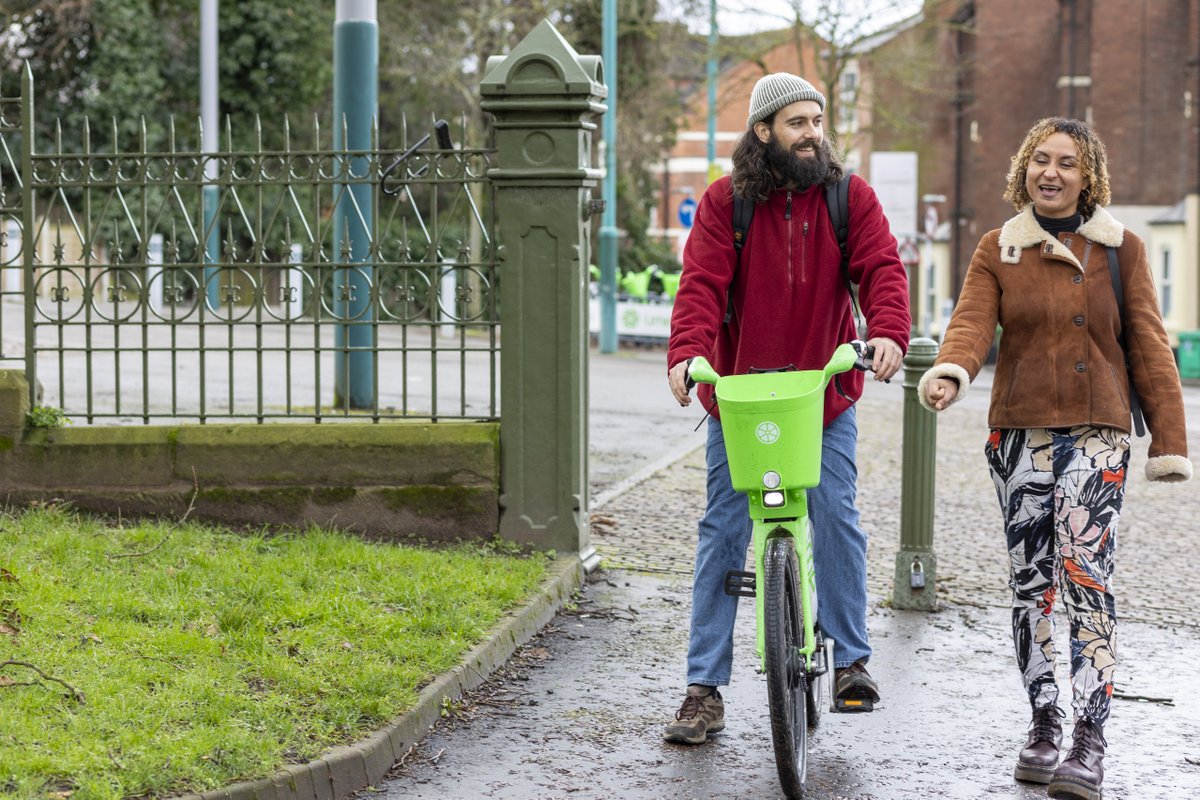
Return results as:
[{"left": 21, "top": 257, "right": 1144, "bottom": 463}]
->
[{"left": 687, "top": 340, "right": 873, "bottom": 800}]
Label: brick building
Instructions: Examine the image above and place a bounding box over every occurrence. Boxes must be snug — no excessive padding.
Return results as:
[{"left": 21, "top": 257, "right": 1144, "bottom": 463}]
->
[
  {"left": 655, "top": 0, "right": 1200, "bottom": 344},
  {"left": 855, "top": 0, "right": 1200, "bottom": 341}
]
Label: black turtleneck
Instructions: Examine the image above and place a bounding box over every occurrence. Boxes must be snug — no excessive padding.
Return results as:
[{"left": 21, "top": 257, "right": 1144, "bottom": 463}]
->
[{"left": 1034, "top": 210, "right": 1082, "bottom": 237}]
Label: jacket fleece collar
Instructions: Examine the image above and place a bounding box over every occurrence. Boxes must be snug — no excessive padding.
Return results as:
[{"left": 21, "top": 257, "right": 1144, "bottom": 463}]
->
[{"left": 997, "top": 204, "right": 1125, "bottom": 268}]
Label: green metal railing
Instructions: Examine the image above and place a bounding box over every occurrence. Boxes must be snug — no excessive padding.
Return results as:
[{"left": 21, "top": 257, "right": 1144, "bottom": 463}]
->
[{"left": 0, "top": 66, "right": 498, "bottom": 423}]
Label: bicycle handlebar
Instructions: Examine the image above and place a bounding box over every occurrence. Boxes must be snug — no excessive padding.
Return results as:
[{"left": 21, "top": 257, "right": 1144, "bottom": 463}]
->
[
  {"left": 687, "top": 339, "right": 876, "bottom": 390},
  {"left": 849, "top": 340, "right": 876, "bottom": 373}
]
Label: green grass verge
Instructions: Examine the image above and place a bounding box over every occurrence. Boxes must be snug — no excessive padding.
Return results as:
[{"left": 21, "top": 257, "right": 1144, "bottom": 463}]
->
[{"left": 0, "top": 507, "right": 548, "bottom": 799}]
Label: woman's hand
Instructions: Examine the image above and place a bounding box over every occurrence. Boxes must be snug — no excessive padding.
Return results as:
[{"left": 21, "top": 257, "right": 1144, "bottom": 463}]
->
[{"left": 923, "top": 377, "right": 959, "bottom": 411}]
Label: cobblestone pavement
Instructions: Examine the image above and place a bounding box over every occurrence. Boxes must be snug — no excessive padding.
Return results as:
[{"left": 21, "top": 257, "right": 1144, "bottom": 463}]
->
[
  {"left": 592, "top": 375, "right": 1200, "bottom": 630},
  {"left": 378, "top": 355, "right": 1200, "bottom": 800}
]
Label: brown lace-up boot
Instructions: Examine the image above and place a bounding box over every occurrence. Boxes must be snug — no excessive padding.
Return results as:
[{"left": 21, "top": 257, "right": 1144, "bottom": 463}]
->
[
  {"left": 1014, "top": 704, "right": 1065, "bottom": 783},
  {"left": 1048, "top": 718, "right": 1106, "bottom": 800},
  {"left": 663, "top": 684, "right": 725, "bottom": 744}
]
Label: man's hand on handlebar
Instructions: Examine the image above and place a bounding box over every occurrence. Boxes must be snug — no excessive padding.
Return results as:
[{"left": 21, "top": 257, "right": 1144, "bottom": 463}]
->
[
  {"left": 863, "top": 337, "right": 903, "bottom": 382},
  {"left": 669, "top": 359, "right": 693, "bottom": 406}
]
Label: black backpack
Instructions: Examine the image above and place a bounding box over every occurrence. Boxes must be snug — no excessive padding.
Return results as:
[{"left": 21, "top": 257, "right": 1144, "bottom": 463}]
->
[{"left": 724, "top": 175, "right": 861, "bottom": 329}]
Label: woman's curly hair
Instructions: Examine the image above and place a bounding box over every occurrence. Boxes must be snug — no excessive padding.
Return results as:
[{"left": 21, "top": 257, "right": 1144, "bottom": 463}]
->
[{"left": 1003, "top": 117, "right": 1111, "bottom": 218}]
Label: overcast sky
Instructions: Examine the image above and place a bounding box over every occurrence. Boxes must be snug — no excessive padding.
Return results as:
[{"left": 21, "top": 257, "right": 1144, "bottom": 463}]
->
[{"left": 662, "top": 0, "right": 924, "bottom": 38}]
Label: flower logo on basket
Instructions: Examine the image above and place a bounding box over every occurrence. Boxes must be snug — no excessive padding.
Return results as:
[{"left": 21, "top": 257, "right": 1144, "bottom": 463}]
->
[{"left": 755, "top": 421, "right": 780, "bottom": 444}]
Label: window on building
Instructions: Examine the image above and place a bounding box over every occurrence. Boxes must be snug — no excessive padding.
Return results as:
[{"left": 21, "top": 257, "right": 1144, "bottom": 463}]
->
[
  {"left": 839, "top": 66, "right": 858, "bottom": 133},
  {"left": 1159, "top": 247, "right": 1172, "bottom": 315}
]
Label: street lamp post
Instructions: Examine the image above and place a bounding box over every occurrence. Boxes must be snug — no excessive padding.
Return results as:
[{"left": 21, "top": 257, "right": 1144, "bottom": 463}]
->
[
  {"left": 200, "top": 0, "right": 219, "bottom": 311},
  {"left": 598, "top": 0, "right": 618, "bottom": 353},
  {"left": 332, "top": 0, "right": 378, "bottom": 409},
  {"left": 706, "top": 0, "right": 717, "bottom": 182}
]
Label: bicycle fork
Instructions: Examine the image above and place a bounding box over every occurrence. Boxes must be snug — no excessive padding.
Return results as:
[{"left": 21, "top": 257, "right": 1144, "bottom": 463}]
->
[{"left": 724, "top": 507, "right": 824, "bottom": 676}]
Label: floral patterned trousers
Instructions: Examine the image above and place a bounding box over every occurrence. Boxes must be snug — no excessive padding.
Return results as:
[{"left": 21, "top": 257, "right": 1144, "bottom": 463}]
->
[{"left": 985, "top": 425, "right": 1129, "bottom": 726}]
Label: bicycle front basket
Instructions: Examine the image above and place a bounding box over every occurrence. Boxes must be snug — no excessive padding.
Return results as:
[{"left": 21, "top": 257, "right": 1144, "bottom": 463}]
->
[{"left": 715, "top": 369, "right": 826, "bottom": 492}]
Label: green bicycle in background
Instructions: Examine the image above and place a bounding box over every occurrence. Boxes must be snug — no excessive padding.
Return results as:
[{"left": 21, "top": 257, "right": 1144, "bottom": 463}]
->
[{"left": 687, "top": 340, "right": 875, "bottom": 800}]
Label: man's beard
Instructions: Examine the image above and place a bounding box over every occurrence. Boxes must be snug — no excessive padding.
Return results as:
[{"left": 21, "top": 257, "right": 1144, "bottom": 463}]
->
[{"left": 765, "top": 133, "right": 832, "bottom": 189}]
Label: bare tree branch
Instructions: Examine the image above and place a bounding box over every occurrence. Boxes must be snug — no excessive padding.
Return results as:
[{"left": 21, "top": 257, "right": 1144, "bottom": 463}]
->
[{"left": 0, "top": 660, "right": 85, "bottom": 702}]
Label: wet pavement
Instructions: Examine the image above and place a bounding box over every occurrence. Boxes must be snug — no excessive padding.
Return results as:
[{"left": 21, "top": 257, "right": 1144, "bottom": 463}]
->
[{"left": 369, "top": 346, "right": 1200, "bottom": 800}]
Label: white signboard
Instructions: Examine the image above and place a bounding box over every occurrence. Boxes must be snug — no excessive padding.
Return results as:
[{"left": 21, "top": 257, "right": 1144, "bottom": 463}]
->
[
  {"left": 869, "top": 151, "right": 918, "bottom": 239},
  {"left": 588, "top": 299, "right": 672, "bottom": 340}
]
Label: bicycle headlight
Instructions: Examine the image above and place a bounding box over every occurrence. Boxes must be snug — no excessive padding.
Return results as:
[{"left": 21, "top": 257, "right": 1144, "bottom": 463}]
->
[
  {"left": 763, "top": 490, "right": 785, "bottom": 508},
  {"left": 762, "top": 471, "right": 781, "bottom": 489}
]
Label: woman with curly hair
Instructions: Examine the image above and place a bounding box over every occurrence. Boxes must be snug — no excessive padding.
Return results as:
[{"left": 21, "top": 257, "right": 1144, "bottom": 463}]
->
[{"left": 918, "top": 117, "right": 1191, "bottom": 800}]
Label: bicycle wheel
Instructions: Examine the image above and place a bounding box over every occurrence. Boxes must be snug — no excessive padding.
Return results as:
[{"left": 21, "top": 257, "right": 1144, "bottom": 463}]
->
[{"left": 764, "top": 535, "right": 807, "bottom": 799}]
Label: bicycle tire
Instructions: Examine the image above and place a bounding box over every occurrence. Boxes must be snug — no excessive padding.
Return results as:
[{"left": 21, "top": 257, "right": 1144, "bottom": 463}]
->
[{"left": 764, "top": 535, "right": 808, "bottom": 799}]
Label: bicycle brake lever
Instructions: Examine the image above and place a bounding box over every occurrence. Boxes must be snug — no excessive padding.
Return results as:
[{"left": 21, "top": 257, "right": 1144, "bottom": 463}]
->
[
  {"left": 851, "top": 341, "right": 891, "bottom": 383},
  {"left": 851, "top": 341, "right": 875, "bottom": 371}
]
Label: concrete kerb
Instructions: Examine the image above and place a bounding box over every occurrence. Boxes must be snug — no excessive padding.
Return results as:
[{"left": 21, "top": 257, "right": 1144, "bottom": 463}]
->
[
  {"left": 591, "top": 438, "right": 703, "bottom": 511},
  {"left": 169, "top": 555, "right": 584, "bottom": 800}
]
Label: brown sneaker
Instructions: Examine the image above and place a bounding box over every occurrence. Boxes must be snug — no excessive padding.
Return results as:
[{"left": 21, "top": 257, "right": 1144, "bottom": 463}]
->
[
  {"left": 663, "top": 685, "right": 725, "bottom": 744},
  {"left": 834, "top": 659, "right": 879, "bottom": 712},
  {"left": 1015, "top": 704, "right": 1065, "bottom": 784}
]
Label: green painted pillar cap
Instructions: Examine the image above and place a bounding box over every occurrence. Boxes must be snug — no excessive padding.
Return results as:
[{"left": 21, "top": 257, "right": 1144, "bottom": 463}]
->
[{"left": 480, "top": 19, "right": 607, "bottom": 99}]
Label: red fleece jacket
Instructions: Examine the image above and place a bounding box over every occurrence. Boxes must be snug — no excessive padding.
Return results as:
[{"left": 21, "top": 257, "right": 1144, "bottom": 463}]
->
[{"left": 668, "top": 174, "right": 911, "bottom": 425}]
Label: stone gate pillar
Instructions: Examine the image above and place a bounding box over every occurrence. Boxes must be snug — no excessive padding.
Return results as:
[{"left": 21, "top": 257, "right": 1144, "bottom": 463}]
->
[{"left": 481, "top": 20, "right": 606, "bottom": 560}]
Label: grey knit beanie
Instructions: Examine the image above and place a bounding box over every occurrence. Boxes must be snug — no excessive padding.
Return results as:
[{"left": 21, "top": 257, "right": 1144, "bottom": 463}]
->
[{"left": 747, "top": 73, "right": 826, "bottom": 127}]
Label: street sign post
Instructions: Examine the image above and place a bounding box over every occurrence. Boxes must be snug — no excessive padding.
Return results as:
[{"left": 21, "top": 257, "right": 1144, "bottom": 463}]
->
[{"left": 678, "top": 197, "right": 697, "bottom": 228}]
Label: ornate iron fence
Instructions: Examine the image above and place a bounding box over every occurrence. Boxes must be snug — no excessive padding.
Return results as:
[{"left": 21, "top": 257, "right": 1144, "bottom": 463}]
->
[{"left": 0, "top": 66, "right": 499, "bottom": 423}]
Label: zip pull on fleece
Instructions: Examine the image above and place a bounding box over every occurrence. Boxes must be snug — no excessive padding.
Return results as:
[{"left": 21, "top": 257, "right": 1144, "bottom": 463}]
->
[{"left": 785, "top": 192, "right": 792, "bottom": 220}]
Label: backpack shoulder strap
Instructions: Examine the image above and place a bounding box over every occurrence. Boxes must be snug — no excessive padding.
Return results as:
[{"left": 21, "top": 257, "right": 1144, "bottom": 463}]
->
[
  {"left": 732, "top": 194, "right": 753, "bottom": 252},
  {"left": 725, "top": 194, "right": 755, "bottom": 324},
  {"left": 825, "top": 175, "right": 863, "bottom": 335},
  {"left": 1106, "top": 245, "right": 1146, "bottom": 437},
  {"left": 825, "top": 175, "right": 851, "bottom": 280}
]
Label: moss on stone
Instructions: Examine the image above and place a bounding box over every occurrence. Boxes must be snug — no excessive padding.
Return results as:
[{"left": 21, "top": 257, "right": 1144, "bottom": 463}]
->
[
  {"left": 199, "top": 486, "right": 313, "bottom": 515},
  {"left": 379, "top": 485, "right": 490, "bottom": 515},
  {"left": 312, "top": 486, "right": 357, "bottom": 505}
]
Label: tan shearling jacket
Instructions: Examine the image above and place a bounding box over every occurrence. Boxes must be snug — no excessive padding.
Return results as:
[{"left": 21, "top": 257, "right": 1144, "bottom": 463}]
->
[{"left": 919, "top": 204, "right": 1191, "bottom": 482}]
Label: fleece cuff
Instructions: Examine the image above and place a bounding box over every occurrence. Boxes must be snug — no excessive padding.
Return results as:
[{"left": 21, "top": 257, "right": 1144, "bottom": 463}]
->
[
  {"left": 1145, "top": 454, "right": 1193, "bottom": 483},
  {"left": 916, "top": 363, "right": 971, "bottom": 413}
]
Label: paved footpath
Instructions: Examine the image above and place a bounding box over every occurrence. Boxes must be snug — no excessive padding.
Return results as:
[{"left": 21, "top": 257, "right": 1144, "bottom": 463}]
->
[{"left": 370, "top": 350, "right": 1200, "bottom": 800}]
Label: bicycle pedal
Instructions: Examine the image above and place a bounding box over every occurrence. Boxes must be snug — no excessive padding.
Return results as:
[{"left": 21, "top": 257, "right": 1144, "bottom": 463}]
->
[
  {"left": 834, "top": 697, "right": 875, "bottom": 713},
  {"left": 722, "top": 570, "right": 755, "bottom": 597}
]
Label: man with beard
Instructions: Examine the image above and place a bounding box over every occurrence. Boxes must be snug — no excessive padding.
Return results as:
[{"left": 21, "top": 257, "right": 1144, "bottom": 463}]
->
[{"left": 664, "top": 73, "right": 911, "bottom": 744}]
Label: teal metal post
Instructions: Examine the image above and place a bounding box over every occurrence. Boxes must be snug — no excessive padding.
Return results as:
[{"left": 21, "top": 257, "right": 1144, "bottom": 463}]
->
[
  {"left": 707, "top": 0, "right": 717, "bottom": 180},
  {"left": 597, "top": 0, "right": 618, "bottom": 353},
  {"left": 332, "top": 0, "right": 377, "bottom": 409},
  {"left": 200, "top": 0, "right": 220, "bottom": 311},
  {"left": 481, "top": 20, "right": 606, "bottom": 563},
  {"left": 893, "top": 336, "right": 940, "bottom": 610},
  {"left": 203, "top": 188, "right": 220, "bottom": 310}
]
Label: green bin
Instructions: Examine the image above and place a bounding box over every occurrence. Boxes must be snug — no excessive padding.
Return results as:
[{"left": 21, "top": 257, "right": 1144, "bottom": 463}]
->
[
  {"left": 1179, "top": 331, "right": 1200, "bottom": 379},
  {"left": 659, "top": 271, "right": 681, "bottom": 299}
]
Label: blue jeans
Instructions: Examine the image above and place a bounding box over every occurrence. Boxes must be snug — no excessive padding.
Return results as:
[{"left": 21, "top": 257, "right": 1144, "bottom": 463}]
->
[{"left": 686, "top": 407, "right": 870, "bottom": 687}]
